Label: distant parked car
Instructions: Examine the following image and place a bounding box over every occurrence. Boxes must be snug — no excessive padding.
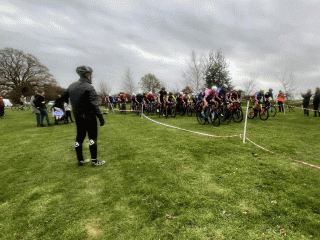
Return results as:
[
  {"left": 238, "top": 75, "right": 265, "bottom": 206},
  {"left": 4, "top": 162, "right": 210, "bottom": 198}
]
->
[
  {"left": 48, "top": 101, "right": 55, "bottom": 106},
  {"left": 3, "top": 99, "right": 13, "bottom": 107}
]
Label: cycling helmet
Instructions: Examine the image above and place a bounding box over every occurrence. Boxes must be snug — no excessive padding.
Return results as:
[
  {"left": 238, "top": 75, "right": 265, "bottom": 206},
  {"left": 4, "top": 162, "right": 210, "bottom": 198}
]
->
[
  {"left": 132, "top": 93, "right": 136, "bottom": 96},
  {"left": 76, "top": 66, "right": 93, "bottom": 77},
  {"left": 211, "top": 86, "right": 217, "bottom": 91},
  {"left": 221, "top": 84, "right": 227, "bottom": 89},
  {"left": 269, "top": 88, "right": 273, "bottom": 92},
  {"left": 149, "top": 92, "right": 152, "bottom": 94},
  {"left": 180, "top": 92, "right": 183, "bottom": 95},
  {"left": 169, "top": 92, "right": 173, "bottom": 95},
  {"left": 260, "top": 89, "right": 264, "bottom": 93}
]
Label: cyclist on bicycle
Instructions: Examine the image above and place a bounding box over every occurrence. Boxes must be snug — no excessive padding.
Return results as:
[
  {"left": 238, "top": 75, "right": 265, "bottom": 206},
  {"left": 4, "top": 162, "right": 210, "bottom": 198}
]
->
[
  {"left": 118, "top": 92, "right": 128, "bottom": 110},
  {"left": 181, "top": 92, "right": 188, "bottom": 107},
  {"left": 195, "top": 92, "right": 204, "bottom": 103},
  {"left": 218, "top": 85, "right": 228, "bottom": 102},
  {"left": 201, "top": 86, "right": 218, "bottom": 118},
  {"left": 189, "top": 93, "right": 196, "bottom": 104},
  {"left": 130, "top": 93, "right": 137, "bottom": 110},
  {"left": 167, "top": 92, "right": 176, "bottom": 104},
  {"left": 135, "top": 93, "right": 145, "bottom": 105},
  {"left": 146, "top": 92, "right": 155, "bottom": 104},
  {"left": 265, "top": 89, "right": 274, "bottom": 101},
  {"left": 157, "top": 87, "right": 167, "bottom": 115},
  {"left": 253, "top": 89, "right": 266, "bottom": 111}
]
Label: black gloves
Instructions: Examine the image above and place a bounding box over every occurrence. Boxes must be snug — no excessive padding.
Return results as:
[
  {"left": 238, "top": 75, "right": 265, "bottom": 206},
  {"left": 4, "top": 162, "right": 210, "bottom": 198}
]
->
[{"left": 97, "top": 114, "right": 105, "bottom": 126}]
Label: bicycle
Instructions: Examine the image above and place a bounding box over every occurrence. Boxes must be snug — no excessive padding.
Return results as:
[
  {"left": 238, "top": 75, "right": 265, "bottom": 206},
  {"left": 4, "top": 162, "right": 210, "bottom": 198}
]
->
[
  {"left": 247, "top": 103, "right": 269, "bottom": 120},
  {"left": 196, "top": 103, "right": 220, "bottom": 126},
  {"left": 146, "top": 102, "right": 156, "bottom": 115},
  {"left": 217, "top": 101, "right": 233, "bottom": 125},
  {"left": 119, "top": 102, "right": 126, "bottom": 114},
  {"left": 11, "top": 104, "right": 30, "bottom": 111},
  {"left": 265, "top": 100, "right": 277, "bottom": 117},
  {"left": 231, "top": 102, "right": 243, "bottom": 123},
  {"left": 166, "top": 102, "right": 176, "bottom": 118},
  {"left": 156, "top": 102, "right": 168, "bottom": 118},
  {"left": 186, "top": 102, "right": 194, "bottom": 117}
]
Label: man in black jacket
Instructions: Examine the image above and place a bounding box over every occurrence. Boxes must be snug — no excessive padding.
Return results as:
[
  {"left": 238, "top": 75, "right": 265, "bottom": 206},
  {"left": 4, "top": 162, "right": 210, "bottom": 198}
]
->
[{"left": 60, "top": 66, "right": 105, "bottom": 166}]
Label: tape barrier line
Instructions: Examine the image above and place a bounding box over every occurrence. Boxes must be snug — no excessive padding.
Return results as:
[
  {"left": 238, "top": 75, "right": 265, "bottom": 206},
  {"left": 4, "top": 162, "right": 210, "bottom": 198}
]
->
[
  {"left": 114, "top": 109, "right": 140, "bottom": 112},
  {"left": 245, "top": 137, "right": 320, "bottom": 170},
  {"left": 142, "top": 114, "right": 240, "bottom": 138}
]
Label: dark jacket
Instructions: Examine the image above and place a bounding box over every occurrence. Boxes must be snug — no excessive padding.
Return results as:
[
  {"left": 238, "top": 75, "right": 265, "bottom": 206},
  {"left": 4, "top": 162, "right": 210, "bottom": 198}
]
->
[
  {"left": 302, "top": 93, "right": 312, "bottom": 105},
  {"left": 313, "top": 92, "right": 320, "bottom": 103},
  {"left": 34, "top": 94, "right": 46, "bottom": 109},
  {"left": 60, "top": 77, "right": 101, "bottom": 118}
]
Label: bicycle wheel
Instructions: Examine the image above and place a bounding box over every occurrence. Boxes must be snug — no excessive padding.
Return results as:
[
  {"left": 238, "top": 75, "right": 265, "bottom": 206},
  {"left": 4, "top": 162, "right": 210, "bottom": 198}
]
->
[
  {"left": 233, "top": 107, "right": 243, "bottom": 123},
  {"left": 170, "top": 107, "right": 176, "bottom": 118},
  {"left": 186, "top": 106, "right": 193, "bottom": 117},
  {"left": 210, "top": 110, "right": 220, "bottom": 127},
  {"left": 179, "top": 107, "right": 186, "bottom": 116},
  {"left": 196, "top": 112, "right": 206, "bottom": 125},
  {"left": 247, "top": 107, "right": 256, "bottom": 119},
  {"left": 269, "top": 105, "right": 277, "bottom": 117},
  {"left": 218, "top": 108, "right": 232, "bottom": 125},
  {"left": 259, "top": 107, "right": 269, "bottom": 120}
]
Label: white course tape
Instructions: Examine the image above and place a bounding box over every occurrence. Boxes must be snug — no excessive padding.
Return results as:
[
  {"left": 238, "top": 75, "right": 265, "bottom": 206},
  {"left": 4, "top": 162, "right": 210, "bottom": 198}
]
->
[
  {"left": 141, "top": 114, "right": 240, "bottom": 138},
  {"left": 245, "top": 137, "right": 320, "bottom": 170}
]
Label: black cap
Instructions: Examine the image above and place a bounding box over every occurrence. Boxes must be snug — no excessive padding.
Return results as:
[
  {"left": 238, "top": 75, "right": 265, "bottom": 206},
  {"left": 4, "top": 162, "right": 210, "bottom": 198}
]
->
[{"left": 76, "top": 66, "right": 93, "bottom": 77}]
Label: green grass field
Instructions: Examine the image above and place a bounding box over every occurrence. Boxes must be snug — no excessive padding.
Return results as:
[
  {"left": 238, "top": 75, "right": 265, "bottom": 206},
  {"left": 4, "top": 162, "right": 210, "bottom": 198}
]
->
[{"left": 0, "top": 106, "right": 319, "bottom": 239}]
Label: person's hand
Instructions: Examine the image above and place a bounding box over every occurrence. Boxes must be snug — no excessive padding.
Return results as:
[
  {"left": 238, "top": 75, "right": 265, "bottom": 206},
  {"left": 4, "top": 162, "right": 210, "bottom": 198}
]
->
[{"left": 98, "top": 114, "right": 105, "bottom": 126}]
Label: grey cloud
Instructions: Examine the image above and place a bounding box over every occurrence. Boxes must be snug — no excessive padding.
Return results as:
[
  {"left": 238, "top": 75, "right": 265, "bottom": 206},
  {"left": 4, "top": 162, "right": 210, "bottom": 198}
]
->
[{"left": 1, "top": 0, "right": 319, "bottom": 94}]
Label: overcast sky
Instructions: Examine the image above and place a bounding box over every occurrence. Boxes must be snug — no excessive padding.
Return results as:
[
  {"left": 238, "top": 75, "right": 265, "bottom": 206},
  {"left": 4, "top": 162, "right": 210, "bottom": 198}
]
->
[{"left": 1, "top": 0, "right": 319, "bottom": 96}]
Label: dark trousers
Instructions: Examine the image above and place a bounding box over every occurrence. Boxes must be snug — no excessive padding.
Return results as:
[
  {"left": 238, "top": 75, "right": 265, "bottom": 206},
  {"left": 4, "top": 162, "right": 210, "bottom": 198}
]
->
[
  {"left": 0, "top": 107, "right": 4, "bottom": 117},
  {"left": 65, "top": 110, "right": 73, "bottom": 122},
  {"left": 303, "top": 102, "right": 309, "bottom": 116},
  {"left": 278, "top": 101, "right": 284, "bottom": 112},
  {"left": 35, "top": 113, "right": 41, "bottom": 125},
  {"left": 314, "top": 101, "right": 319, "bottom": 117},
  {"left": 40, "top": 108, "right": 50, "bottom": 124},
  {"left": 74, "top": 116, "right": 98, "bottom": 161}
]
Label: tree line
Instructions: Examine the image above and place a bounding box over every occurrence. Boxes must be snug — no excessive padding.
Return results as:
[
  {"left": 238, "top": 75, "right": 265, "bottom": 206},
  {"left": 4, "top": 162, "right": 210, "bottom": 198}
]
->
[{"left": 0, "top": 47, "right": 297, "bottom": 103}]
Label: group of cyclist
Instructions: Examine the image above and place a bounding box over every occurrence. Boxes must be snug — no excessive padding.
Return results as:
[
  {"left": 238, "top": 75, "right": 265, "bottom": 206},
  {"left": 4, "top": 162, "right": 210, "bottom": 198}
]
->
[{"left": 105, "top": 85, "right": 281, "bottom": 119}]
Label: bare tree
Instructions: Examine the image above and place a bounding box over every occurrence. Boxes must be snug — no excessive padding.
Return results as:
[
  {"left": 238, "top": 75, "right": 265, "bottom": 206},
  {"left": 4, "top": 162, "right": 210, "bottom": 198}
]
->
[
  {"left": 242, "top": 73, "right": 259, "bottom": 96},
  {"left": 276, "top": 71, "right": 297, "bottom": 99},
  {"left": 121, "top": 67, "right": 136, "bottom": 94},
  {"left": 182, "top": 50, "right": 205, "bottom": 93},
  {"left": 98, "top": 80, "right": 112, "bottom": 99},
  {"left": 0, "top": 48, "right": 55, "bottom": 102}
]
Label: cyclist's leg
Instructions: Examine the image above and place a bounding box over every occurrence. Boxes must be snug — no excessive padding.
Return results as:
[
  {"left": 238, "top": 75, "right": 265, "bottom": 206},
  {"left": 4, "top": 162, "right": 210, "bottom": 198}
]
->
[
  {"left": 87, "top": 117, "right": 98, "bottom": 160},
  {"left": 75, "top": 116, "right": 87, "bottom": 162}
]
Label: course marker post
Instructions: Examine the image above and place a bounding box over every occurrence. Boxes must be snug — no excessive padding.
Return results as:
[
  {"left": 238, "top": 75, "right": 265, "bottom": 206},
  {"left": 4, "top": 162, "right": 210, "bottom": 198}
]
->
[
  {"left": 141, "top": 104, "right": 143, "bottom": 119},
  {"left": 243, "top": 101, "right": 250, "bottom": 144}
]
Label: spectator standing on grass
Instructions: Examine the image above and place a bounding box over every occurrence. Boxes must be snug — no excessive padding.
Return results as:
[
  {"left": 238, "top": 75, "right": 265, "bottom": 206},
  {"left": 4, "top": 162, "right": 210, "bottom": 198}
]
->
[
  {"left": 277, "top": 90, "right": 285, "bottom": 112},
  {"left": 64, "top": 99, "right": 74, "bottom": 123},
  {"left": 30, "top": 93, "right": 41, "bottom": 126},
  {"left": 20, "top": 95, "right": 25, "bottom": 106},
  {"left": 313, "top": 87, "right": 320, "bottom": 117},
  {"left": 59, "top": 66, "right": 105, "bottom": 167},
  {"left": 301, "top": 89, "right": 312, "bottom": 117},
  {"left": 0, "top": 94, "right": 4, "bottom": 119},
  {"left": 34, "top": 90, "right": 51, "bottom": 126}
]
